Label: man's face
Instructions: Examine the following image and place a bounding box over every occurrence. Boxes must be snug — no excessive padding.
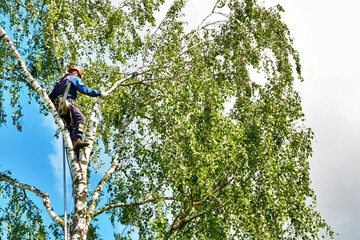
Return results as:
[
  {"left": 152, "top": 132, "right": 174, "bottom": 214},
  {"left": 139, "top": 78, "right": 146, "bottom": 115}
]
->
[{"left": 71, "top": 70, "right": 80, "bottom": 78}]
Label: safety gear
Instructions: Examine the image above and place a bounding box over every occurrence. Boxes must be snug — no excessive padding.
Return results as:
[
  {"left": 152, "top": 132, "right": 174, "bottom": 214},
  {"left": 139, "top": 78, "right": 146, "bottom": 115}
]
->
[
  {"left": 52, "top": 73, "right": 99, "bottom": 101},
  {"left": 99, "top": 91, "right": 108, "bottom": 99},
  {"left": 68, "top": 66, "right": 83, "bottom": 79},
  {"left": 56, "top": 79, "right": 73, "bottom": 115},
  {"left": 56, "top": 96, "right": 71, "bottom": 115},
  {"left": 72, "top": 137, "right": 90, "bottom": 151},
  {"left": 76, "top": 123, "right": 85, "bottom": 133}
]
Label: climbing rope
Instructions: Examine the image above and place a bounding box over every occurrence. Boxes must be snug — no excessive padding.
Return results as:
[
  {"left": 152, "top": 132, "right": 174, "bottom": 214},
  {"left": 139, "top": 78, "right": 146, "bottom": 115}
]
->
[
  {"left": 62, "top": 138, "right": 68, "bottom": 240},
  {"left": 63, "top": 138, "right": 75, "bottom": 240},
  {"left": 0, "top": 43, "right": 6, "bottom": 129},
  {"left": 65, "top": 146, "right": 74, "bottom": 226}
]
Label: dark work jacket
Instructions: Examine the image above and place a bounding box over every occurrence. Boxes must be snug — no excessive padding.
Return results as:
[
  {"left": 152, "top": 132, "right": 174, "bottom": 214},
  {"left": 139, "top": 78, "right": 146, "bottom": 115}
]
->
[{"left": 49, "top": 73, "right": 100, "bottom": 103}]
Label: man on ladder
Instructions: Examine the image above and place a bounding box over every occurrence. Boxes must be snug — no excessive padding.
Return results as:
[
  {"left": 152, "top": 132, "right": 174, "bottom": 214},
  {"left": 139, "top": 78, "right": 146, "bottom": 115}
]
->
[{"left": 49, "top": 66, "right": 107, "bottom": 150}]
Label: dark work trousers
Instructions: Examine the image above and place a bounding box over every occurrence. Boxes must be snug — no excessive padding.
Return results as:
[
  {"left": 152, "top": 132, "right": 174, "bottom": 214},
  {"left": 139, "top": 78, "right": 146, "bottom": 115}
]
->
[{"left": 62, "top": 104, "right": 86, "bottom": 140}]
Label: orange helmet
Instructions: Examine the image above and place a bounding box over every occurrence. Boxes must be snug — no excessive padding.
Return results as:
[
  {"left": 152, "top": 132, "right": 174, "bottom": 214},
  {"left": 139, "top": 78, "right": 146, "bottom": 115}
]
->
[{"left": 68, "top": 66, "right": 83, "bottom": 78}]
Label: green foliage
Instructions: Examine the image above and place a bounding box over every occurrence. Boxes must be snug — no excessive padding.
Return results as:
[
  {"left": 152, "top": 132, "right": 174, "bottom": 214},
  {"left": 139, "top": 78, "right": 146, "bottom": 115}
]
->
[
  {"left": 0, "top": 172, "right": 47, "bottom": 239},
  {"left": 49, "top": 221, "right": 102, "bottom": 240},
  {"left": 0, "top": 0, "right": 335, "bottom": 239}
]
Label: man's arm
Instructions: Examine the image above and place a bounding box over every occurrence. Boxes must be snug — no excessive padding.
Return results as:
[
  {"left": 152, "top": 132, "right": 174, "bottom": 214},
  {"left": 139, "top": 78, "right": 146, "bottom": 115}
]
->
[{"left": 71, "top": 75, "right": 100, "bottom": 97}]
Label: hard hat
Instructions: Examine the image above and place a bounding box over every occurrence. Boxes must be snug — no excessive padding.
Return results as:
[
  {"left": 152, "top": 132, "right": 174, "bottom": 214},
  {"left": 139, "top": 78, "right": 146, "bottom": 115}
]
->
[{"left": 68, "top": 66, "right": 83, "bottom": 78}]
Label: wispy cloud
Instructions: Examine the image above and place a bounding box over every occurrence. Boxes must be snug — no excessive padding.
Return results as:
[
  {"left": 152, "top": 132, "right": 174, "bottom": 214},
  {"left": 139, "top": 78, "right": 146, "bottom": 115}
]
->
[
  {"left": 48, "top": 137, "right": 64, "bottom": 195},
  {"left": 42, "top": 115, "right": 71, "bottom": 196}
]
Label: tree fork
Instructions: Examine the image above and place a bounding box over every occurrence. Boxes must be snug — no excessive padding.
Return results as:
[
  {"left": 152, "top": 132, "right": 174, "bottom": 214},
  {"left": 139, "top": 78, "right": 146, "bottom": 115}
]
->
[{"left": 0, "top": 25, "right": 75, "bottom": 161}]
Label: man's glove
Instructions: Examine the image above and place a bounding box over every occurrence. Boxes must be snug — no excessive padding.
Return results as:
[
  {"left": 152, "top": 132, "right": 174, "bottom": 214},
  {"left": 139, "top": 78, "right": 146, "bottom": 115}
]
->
[
  {"left": 131, "top": 72, "right": 138, "bottom": 78},
  {"left": 99, "top": 91, "right": 108, "bottom": 99}
]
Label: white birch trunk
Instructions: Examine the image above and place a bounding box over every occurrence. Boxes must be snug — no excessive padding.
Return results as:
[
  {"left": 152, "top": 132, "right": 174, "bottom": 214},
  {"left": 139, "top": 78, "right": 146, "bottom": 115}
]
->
[
  {"left": 1, "top": 24, "right": 154, "bottom": 239},
  {"left": 70, "top": 101, "right": 101, "bottom": 239},
  {"left": 0, "top": 25, "right": 89, "bottom": 239}
]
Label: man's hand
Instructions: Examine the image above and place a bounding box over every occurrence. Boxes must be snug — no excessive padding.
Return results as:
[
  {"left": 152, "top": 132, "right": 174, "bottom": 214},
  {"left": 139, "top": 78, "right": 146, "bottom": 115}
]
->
[{"left": 99, "top": 91, "right": 108, "bottom": 99}]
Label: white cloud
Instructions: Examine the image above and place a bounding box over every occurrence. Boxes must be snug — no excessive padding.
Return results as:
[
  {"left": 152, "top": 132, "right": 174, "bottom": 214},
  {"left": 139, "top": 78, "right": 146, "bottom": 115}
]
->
[
  {"left": 48, "top": 137, "right": 64, "bottom": 195},
  {"left": 42, "top": 115, "right": 72, "bottom": 197}
]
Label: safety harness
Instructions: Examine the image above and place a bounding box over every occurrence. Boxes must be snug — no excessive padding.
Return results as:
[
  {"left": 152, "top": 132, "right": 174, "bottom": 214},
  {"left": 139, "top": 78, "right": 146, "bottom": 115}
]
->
[{"left": 56, "top": 80, "right": 72, "bottom": 116}]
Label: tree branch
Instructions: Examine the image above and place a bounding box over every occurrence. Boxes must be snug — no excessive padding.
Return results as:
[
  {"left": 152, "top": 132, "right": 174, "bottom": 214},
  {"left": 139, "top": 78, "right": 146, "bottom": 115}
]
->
[
  {"left": 228, "top": 225, "right": 242, "bottom": 240},
  {"left": 118, "top": 167, "right": 136, "bottom": 185},
  {"left": 163, "top": 203, "right": 228, "bottom": 240},
  {"left": 104, "top": 63, "right": 172, "bottom": 96},
  {"left": 87, "top": 146, "right": 122, "bottom": 215},
  {"left": 163, "top": 167, "right": 238, "bottom": 239},
  {"left": 105, "top": 66, "right": 152, "bottom": 95},
  {"left": 87, "top": 113, "right": 135, "bottom": 215},
  {"left": 178, "top": 0, "right": 227, "bottom": 59},
  {"left": 167, "top": 201, "right": 185, "bottom": 237},
  {"left": 93, "top": 197, "right": 174, "bottom": 217},
  {"left": 14, "top": 0, "right": 41, "bottom": 18},
  {"left": 142, "top": 6, "right": 170, "bottom": 67},
  {"left": 164, "top": 190, "right": 194, "bottom": 239},
  {"left": 213, "top": 11, "right": 230, "bottom": 18},
  {"left": 143, "top": 181, "right": 167, "bottom": 200},
  {"left": 194, "top": 175, "right": 235, "bottom": 207},
  {"left": 49, "top": 25, "right": 65, "bottom": 75},
  {"left": 0, "top": 172, "right": 64, "bottom": 227},
  {"left": 180, "top": 203, "right": 227, "bottom": 229},
  {"left": 179, "top": 39, "right": 213, "bottom": 56},
  {"left": 0, "top": 75, "right": 33, "bottom": 89},
  {"left": 0, "top": 25, "right": 76, "bottom": 165},
  {"left": 59, "top": 25, "right": 107, "bottom": 35}
]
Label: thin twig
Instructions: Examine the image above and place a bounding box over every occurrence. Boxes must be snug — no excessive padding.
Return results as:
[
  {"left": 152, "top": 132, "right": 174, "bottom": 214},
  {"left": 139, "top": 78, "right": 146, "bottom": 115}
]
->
[
  {"left": 93, "top": 197, "right": 175, "bottom": 217},
  {"left": 59, "top": 25, "right": 107, "bottom": 35},
  {"left": 14, "top": 0, "right": 41, "bottom": 18}
]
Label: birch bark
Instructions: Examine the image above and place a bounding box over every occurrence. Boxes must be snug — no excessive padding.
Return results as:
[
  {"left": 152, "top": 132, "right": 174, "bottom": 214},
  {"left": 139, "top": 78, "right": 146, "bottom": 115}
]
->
[{"left": 1, "top": 25, "right": 96, "bottom": 240}]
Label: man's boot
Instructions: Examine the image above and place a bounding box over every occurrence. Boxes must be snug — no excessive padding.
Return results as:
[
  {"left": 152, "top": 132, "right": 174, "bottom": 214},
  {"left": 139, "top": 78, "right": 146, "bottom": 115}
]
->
[{"left": 72, "top": 137, "right": 90, "bottom": 151}]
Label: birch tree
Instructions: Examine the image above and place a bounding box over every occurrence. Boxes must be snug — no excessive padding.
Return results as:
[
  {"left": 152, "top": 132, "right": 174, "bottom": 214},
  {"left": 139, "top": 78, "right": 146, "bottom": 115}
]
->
[{"left": 0, "top": 0, "right": 335, "bottom": 239}]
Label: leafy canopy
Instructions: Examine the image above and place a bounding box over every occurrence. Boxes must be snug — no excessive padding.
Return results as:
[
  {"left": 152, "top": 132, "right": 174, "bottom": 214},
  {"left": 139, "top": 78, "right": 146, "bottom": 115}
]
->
[{"left": 0, "top": 0, "right": 334, "bottom": 239}]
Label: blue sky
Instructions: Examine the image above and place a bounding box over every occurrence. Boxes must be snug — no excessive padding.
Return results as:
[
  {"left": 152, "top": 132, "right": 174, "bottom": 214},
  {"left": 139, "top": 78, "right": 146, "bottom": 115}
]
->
[
  {"left": 0, "top": 90, "right": 116, "bottom": 238},
  {"left": 2, "top": 0, "right": 360, "bottom": 239}
]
